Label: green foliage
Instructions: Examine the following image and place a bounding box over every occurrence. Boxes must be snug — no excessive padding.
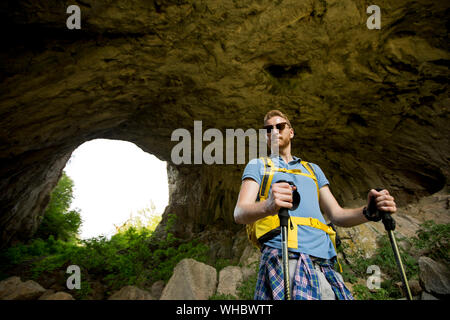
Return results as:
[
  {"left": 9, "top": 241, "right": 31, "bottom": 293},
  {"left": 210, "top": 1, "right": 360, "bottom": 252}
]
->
[
  {"left": 0, "top": 236, "right": 72, "bottom": 273},
  {"left": 114, "top": 202, "right": 162, "bottom": 234},
  {"left": 339, "top": 262, "right": 358, "bottom": 285},
  {"left": 352, "top": 283, "right": 392, "bottom": 300},
  {"left": 0, "top": 214, "right": 210, "bottom": 299},
  {"left": 72, "top": 281, "right": 92, "bottom": 300},
  {"left": 214, "top": 258, "right": 234, "bottom": 273},
  {"left": 148, "top": 238, "right": 209, "bottom": 284},
  {"left": 410, "top": 220, "right": 450, "bottom": 264},
  {"left": 30, "top": 253, "right": 67, "bottom": 280},
  {"left": 165, "top": 213, "right": 177, "bottom": 233},
  {"left": 35, "top": 172, "right": 82, "bottom": 241}
]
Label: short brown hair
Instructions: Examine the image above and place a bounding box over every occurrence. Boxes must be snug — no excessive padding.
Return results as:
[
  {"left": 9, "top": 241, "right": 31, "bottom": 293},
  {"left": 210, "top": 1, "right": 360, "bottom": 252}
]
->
[{"left": 263, "top": 109, "right": 292, "bottom": 127}]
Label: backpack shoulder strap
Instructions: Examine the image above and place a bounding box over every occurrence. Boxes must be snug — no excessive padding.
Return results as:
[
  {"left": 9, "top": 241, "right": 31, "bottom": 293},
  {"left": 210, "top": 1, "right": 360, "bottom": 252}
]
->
[
  {"left": 301, "top": 161, "right": 316, "bottom": 178},
  {"left": 258, "top": 157, "right": 275, "bottom": 200},
  {"left": 301, "top": 161, "right": 320, "bottom": 200}
]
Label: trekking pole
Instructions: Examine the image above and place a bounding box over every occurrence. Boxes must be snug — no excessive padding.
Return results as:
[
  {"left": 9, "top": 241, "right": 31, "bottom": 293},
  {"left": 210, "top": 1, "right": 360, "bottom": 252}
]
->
[
  {"left": 278, "top": 206, "right": 291, "bottom": 300},
  {"left": 276, "top": 180, "right": 300, "bottom": 300},
  {"left": 369, "top": 189, "right": 413, "bottom": 300}
]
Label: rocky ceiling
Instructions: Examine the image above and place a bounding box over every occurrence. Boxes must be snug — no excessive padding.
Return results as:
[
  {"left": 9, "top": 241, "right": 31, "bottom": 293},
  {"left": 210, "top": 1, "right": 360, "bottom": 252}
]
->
[{"left": 0, "top": 0, "right": 448, "bottom": 247}]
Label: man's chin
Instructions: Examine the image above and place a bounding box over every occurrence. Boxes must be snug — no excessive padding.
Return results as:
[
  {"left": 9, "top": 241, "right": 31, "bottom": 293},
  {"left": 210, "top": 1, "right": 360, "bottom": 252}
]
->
[{"left": 270, "top": 140, "right": 288, "bottom": 150}]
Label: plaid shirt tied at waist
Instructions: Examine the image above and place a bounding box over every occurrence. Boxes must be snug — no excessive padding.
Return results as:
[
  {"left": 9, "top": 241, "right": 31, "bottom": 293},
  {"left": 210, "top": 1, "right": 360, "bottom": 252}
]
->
[{"left": 254, "top": 246, "right": 354, "bottom": 300}]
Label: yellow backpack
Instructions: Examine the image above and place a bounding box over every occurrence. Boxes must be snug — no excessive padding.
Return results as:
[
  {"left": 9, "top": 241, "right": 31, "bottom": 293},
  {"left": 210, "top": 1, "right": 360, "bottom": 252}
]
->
[{"left": 245, "top": 156, "right": 342, "bottom": 271}]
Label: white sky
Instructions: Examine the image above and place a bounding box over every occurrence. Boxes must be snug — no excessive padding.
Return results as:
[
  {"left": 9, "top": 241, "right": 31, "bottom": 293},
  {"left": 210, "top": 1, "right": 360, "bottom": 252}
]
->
[{"left": 64, "top": 139, "right": 169, "bottom": 239}]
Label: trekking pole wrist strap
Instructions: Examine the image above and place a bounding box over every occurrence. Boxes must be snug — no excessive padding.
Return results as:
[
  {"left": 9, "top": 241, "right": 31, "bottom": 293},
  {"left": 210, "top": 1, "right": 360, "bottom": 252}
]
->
[{"left": 362, "top": 206, "right": 381, "bottom": 222}]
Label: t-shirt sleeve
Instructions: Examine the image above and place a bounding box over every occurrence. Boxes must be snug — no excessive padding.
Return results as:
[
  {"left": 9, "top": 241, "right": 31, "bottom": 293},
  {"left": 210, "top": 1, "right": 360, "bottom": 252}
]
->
[
  {"left": 309, "top": 163, "right": 329, "bottom": 189},
  {"left": 242, "top": 158, "right": 263, "bottom": 185}
]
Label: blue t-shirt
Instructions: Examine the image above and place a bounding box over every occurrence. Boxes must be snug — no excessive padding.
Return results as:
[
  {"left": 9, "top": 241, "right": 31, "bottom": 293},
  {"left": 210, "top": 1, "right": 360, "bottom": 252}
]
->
[{"left": 242, "top": 155, "right": 336, "bottom": 259}]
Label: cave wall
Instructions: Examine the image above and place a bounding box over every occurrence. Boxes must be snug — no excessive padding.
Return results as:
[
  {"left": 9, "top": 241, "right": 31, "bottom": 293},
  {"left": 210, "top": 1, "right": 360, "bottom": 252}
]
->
[{"left": 0, "top": 0, "right": 449, "bottom": 246}]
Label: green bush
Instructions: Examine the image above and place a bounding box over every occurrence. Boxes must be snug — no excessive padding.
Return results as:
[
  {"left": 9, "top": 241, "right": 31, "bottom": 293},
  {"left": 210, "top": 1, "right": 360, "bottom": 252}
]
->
[{"left": 35, "top": 172, "right": 82, "bottom": 241}]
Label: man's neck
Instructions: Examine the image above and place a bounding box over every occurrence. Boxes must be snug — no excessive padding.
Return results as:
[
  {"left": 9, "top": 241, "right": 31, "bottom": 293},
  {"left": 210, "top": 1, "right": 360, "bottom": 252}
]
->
[{"left": 271, "top": 147, "right": 294, "bottom": 164}]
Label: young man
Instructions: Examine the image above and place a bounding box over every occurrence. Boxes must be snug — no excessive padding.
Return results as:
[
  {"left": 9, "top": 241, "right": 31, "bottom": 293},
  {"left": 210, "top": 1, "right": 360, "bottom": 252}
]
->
[{"left": 233, "top": 110, "right": 397, "bottom": 300}]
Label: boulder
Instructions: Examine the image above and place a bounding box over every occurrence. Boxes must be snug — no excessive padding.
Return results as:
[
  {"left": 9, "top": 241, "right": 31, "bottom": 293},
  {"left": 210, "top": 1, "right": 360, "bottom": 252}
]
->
[
  {"left": 216, "top": 266, "right": 243, "bottom": 298},
  {"left": 160, "top": 258, "right": 217, "bottom": 300},
  {"left": 395, "top": 279, "right": 422, "bottom": 297},
  {"left": 108, "top": 285, "right": 154, "bottom": 300},
  {"left": 421, "top": 291, "right": 439, "bottom": 300},
  {"left": 237, "top": 244, "right": 260, "bottom": 283},
  {"left": 419, "top": 256, "right": 450, "bottom": 295},
  {"left": 38, "top": 289, "right": 56, "bottom": 300},
  {"left": 408, "top": 279, "right": 423, "bottom": 297},
  {"left": 241, "top": 266, "right": 257, "bottom": 282},
  {"left": 0, "top": 276, "right": 46, "bottom": 300},
  {"left": 0, "top": 277, "right": 22, "bottom": 299},
  {"left": 231, "top": 229, "right": 250, "bottom": 263},
  {"left": 338, "top": 223, "right": 381, "bottom": 263},
  {"left": 39, "top": 291, "right": 75, "bottom": 300},
  {"left": 151, "top": 280, "right": 165, "bottom": 300},
  {"left": 239, "top": 245, "right": 261, "bottom": 267}
]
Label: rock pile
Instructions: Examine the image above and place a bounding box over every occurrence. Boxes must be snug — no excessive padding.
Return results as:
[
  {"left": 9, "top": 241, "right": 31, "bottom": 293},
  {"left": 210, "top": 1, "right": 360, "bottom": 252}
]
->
[{"left": 0, "top": 276, "right": 73, "bottom": 300}]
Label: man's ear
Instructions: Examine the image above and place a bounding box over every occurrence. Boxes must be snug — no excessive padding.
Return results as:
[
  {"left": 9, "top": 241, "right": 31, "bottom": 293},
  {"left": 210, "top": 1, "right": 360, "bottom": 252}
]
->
[{"left": 290, "top": 128, "right": 294, "bottom": 139}]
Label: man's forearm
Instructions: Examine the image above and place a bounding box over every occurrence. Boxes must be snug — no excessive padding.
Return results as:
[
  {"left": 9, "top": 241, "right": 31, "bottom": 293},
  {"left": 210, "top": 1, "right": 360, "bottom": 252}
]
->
[
  {"left": 332, "top": 206, "right": 369, "bottom": 228},
  {"left": 234, "top": 201, "right": 272, "bottom": 225}
]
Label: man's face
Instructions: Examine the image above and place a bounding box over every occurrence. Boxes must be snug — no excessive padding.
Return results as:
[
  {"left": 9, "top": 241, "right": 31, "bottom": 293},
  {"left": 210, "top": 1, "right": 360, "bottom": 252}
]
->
[{"left": 264, "top": 116, "right": 294, "bottom": 151}]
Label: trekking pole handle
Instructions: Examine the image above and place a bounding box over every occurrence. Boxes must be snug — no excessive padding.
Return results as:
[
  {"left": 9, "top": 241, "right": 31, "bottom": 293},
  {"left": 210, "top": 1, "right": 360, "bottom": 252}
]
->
[
  {"left": 368, "top": 188, "right": 396, "bottom": 231},
  {"left": 277, "top": 180, "right": 300, "bottom": 227},
  {"left": 279, "top": 208, "right": 290, "bottom": 228}
]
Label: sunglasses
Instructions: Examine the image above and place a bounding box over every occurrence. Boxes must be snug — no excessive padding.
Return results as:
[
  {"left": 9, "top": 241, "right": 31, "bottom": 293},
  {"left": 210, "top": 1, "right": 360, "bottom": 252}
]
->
[{"left": 263, "top": 122, "right": 289, "bottom": 133}]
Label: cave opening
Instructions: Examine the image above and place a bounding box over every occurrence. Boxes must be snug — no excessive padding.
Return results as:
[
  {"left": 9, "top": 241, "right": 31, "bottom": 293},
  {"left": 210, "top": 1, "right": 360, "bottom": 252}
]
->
[{"left": 62, "top": 138, "right": 169, "bottom": 240}]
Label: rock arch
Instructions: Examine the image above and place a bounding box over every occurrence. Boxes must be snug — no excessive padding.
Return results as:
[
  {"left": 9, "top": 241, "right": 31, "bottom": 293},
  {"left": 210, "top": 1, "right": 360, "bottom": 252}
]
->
[{"left": 0, "top": 0, "right": 448, "bottom": 247}]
